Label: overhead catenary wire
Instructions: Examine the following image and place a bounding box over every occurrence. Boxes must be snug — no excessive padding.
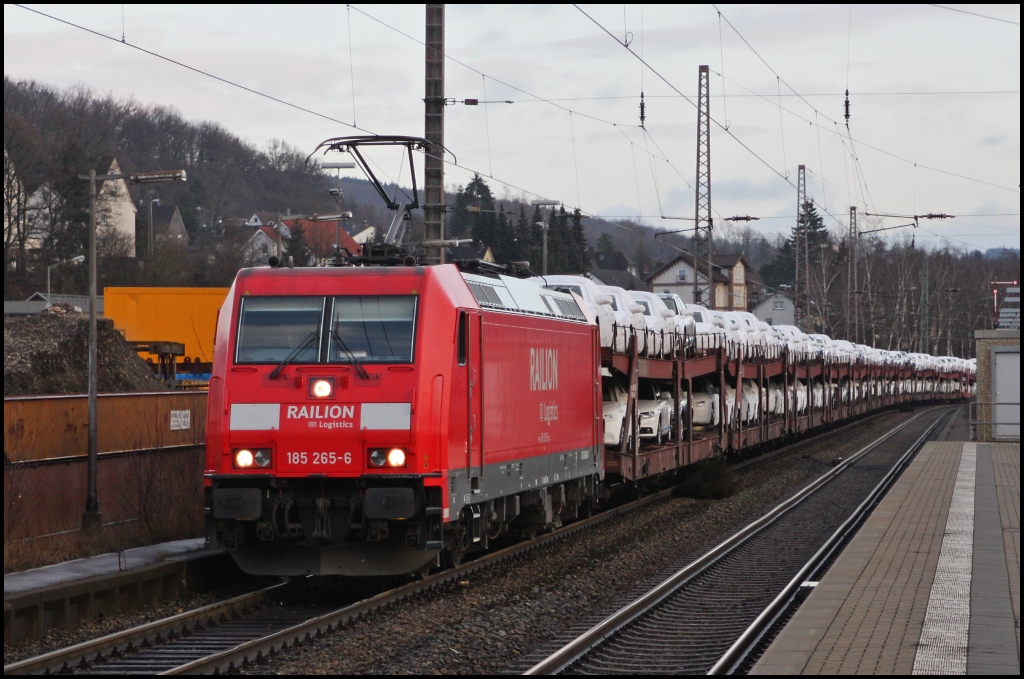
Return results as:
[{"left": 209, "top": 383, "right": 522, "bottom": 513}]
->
[
  {"left": 350, "top": 3, "right": 1020, "bottom": 229},
  {"left": 468, "top": 91, "right": 1020, "bottom": 102},
  {"left": 346, "top": 4, "right": 641, "bottom": 131},
  {"left": 572, "top": 2, "right": 881, "bottom": 234},
  {"left": 13, "top": 4, "right": 376, "bottom": 135},
  {"left": 16, "top": 3, "right": 1015, "bottom": 254},
  {"left": 926, "top": 4, "right": 1020, "bottom": 25}
]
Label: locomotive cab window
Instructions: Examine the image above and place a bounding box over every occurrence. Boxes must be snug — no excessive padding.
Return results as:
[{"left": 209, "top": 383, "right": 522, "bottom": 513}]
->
[
  {"left": 329, "top": 296, "right": 417, "bottom": 364},
  {"left": 458, "top": 311, "right": 468, "bottom": 366},
  {"left": 235, "top": 296, "right": 324, "bottom": 363}
]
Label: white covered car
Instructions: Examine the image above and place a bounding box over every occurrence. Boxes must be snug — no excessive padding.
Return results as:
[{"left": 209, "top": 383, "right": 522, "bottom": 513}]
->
[
  {"left": 602, "top": 372, "right": 630, "bottom": 447},
  {"left": 637, "top": 381, "right": 673, "bottom": 444}
]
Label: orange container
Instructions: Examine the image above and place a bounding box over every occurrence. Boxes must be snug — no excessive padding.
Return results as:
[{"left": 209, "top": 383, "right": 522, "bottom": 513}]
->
[{"left": 105, "top": 287, "right": 229, "bottom": 365}]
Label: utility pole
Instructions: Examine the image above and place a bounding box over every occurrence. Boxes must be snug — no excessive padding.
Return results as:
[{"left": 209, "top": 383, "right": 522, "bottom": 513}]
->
[
  {"left": 795, "top": 165, "right": 807, "bottom": 330},
  {"left": 919, "top": 254, "right": 930, "bottom": 352},
  {"left": 693, "top": 65, "right": 713, "bottom": 309},
  {"left": 848, "top": 205, "right": 858, "bottom": 342},
  {"left": 424, "top": 4, "right": 445, "bottom": 264}
]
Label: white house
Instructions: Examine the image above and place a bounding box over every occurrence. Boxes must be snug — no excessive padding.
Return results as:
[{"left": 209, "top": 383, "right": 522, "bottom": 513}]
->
[
  {"left": 645, "top": 252, "right": 752, "bottom": 311},
  {"left": 94, "top": 156, "right": 139, "bottom": 256},
  {"left": 752, "top": 291, "right": 796, "bottom": 326}
]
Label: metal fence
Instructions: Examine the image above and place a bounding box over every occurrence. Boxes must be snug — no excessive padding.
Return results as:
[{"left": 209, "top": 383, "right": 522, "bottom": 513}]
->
[{"left": 969, "top": 401, "right": 1021, "bottom": 441}]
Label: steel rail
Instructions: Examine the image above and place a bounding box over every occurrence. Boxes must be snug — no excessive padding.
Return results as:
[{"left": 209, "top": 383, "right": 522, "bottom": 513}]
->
[
  {"left": 160, "top": 488, "right": 683, "bottom": 675},
  {"left": 6, "top": 407, "right": 928, "bottom": 676},
  {"left": 522, "top": 407, "right": 945, "bottom": 675},
  {"left": 2, "top": 582, "right": 289, "bottom": 675},
  {"left": 707, "top": 407, "right": 953, "bottom": 674}
]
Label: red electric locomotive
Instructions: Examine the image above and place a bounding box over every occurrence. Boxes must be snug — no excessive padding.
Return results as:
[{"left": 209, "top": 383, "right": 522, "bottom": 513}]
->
[{"left": 205, "top": 264, "right": 602, "bottom": 576}]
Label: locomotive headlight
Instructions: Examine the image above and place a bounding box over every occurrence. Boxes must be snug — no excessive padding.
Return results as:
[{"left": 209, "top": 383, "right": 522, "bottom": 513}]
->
[
  {"left": 234, "top": 449, "right": 255, "bottom": 468},
  {"left": 233, "top": 448, "right": 272, "bottom": 469},
  {"left": 310, "top": 378, "right": 335, "bottom": 399},
  {"left": 367, "top": 447, "right": 408, "bottom": 468},
  {"left": 386, "top": 448, "right": 407, "bottom": 468}
]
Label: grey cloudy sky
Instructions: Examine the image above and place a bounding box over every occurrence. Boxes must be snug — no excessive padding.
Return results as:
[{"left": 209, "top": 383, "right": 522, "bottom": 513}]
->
[{"left": 4, "top": 4, "right": 1020, "bottom": 251}]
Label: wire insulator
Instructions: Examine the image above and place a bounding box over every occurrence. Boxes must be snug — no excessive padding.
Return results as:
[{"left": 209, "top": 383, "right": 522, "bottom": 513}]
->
[
  {"left": 639, "top": 91, "right": 646, "bottom": 129},
  {"left": 844, "top": 89, "right": 851, "bottom": 126}
]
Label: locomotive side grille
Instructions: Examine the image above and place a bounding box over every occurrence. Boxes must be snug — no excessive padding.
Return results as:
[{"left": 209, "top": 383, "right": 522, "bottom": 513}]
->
[
  {"left": 553, "top": 297, "right": 586, "bottom": 320},
  {"left": 466, "top": 281, "right": 506, "bottom": 308}
]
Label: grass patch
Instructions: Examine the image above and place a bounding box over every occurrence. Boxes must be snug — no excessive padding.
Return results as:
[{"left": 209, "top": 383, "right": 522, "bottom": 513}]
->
[{"left": 673, "top": 458, "right": 735, "bottom": 500}]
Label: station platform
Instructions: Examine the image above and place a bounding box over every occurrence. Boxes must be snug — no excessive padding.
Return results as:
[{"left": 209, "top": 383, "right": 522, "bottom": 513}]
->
[
  {"left": 752, "top": 440, "right": 1020, "bottom": 675},
  {"left": 3, "top": 538, "right": 232, "bottom": 644},
  {"left": 3, "top": 537, "right": 207, "bottom": 597}
]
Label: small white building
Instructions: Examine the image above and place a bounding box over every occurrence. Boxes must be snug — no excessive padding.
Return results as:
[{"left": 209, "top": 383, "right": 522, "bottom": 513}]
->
[
  {"left": 94, "top": 156, "right": 139, "bottom": 256},
  {"left": 752, "top": 291, "right": 795, "bottom": 326}
]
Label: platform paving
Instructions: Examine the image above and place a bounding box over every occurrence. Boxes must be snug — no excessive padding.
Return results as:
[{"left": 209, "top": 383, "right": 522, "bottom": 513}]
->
[
  {"left": 3, "top": 537, "right": 207, "bottom": 596},
  {"left": 751, "top": 440, "right": 1020, "bottom": 675}
]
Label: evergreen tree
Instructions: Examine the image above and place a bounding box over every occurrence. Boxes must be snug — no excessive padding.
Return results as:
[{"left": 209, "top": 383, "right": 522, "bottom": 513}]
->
[
  {"left": 760, "top": 200, "right": 830, "bottom": 289},
  {"left": 493, "top": 206, "right": 518, "bottom": 263},
  {"left": 569, "top": 209, "right": 589, "bottom": 273},
  {"left": 596, "top": 232, "right": 615, "bottom": 253},
  {"left": 546, "top": 207, "right": 572, "bottom": 274}
]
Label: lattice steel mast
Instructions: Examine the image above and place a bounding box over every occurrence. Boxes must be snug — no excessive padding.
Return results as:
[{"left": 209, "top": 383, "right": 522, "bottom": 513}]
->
[
  {"left": 848, "top": 205, "right": 859, "bottom": 342},
  {"left": 424, "top": 4, "right": 445, "bottom": 263},
  {"left": 693, "top": 65, "right": 713, "bottom": 309},
  {"left": 795, "top": 164, "right": 807, "bottom": 330}
]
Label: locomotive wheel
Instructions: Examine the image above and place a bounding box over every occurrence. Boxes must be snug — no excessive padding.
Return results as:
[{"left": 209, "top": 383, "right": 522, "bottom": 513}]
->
[
  {"left": 442, "top": 519, "right": 469, "bottom": 568},
  {"left": 441, "top": 546, "right": 464, "bottom": 569}
]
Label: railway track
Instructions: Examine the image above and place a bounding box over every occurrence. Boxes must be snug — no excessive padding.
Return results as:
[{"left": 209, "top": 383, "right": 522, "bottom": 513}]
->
[
  {"left": 5, "top": 408, "right": 942, "bottom": 676},
  {"left": 5, "top": 480, "right": 676, "bottom": 675},
  {"left": 524, "top": 406, "right": 954, "bottom": 675}
]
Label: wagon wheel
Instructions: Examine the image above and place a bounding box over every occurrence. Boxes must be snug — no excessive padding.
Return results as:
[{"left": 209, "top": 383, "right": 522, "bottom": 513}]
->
[{"left": 414, "top": 561, "right": 433, "bottom": 580}]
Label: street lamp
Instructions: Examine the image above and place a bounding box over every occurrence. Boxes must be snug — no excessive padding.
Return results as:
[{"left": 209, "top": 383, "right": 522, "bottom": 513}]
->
[
  {"left": 77, "top": 168, "right": 185, "bottom": 529},
  {"left": 309, "top": 212, "right": 354, "bottom": 261},
  {"left": 46, "top": 255, "right": 85, "bottom": 302},
  {"left": 322, "top": 162, "right": 356, "bottom": 249},
  {"left": 531, "top": 199, "right": 560, "bottom": 275}
]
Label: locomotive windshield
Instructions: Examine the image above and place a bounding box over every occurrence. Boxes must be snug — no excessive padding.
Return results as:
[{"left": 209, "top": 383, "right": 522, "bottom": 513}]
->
[
  {"left": 329, "top": 296, "right": 417, "bottom": 364},
  {"left": 234, "top": 295, "right": 416, "bottom": 365},
  {"left": 235, "top": 296, "right": 324, "bottom": 363}
]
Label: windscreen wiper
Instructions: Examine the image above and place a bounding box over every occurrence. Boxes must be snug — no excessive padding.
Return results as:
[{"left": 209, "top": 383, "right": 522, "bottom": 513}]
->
[
  {"left": 269, "top": 331, "right": 318, "bottom": 380},
  {"left": 330, "top": 329, "right": 371, "bottom": 380}
]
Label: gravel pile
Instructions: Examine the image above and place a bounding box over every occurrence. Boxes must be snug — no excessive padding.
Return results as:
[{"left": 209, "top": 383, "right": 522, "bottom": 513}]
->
[
  {"left": 239, "top": 411, "right": 919, "bottom": 675},
  {"left": 3, "top": 308, "right": 165, "bottom": 396}
]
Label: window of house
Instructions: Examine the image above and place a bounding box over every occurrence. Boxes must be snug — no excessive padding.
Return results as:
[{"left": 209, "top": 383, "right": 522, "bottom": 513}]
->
[
  {"left": 677, "top": 268, "right": 687, "bottom": 282},
  {"left": 773, "top": 300, "right": 785, "bottom": 310}
]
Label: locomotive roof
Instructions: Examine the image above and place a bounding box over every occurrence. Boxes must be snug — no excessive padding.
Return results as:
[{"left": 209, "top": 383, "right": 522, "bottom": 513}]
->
[
  {"left": 461, "top": 273, "right": 589, "bottom": 323},
  {"left": 233, "top": 265, "right": 588, "bottom": 323}
]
